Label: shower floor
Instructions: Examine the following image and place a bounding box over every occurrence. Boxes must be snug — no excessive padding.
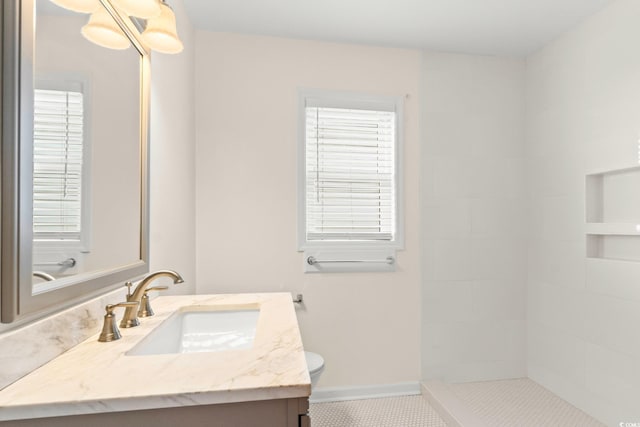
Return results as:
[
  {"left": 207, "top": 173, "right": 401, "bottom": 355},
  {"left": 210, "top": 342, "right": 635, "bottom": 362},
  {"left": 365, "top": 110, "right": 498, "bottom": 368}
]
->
[{"left": 424, "top": 378, "right": 605, "bottom": 427}]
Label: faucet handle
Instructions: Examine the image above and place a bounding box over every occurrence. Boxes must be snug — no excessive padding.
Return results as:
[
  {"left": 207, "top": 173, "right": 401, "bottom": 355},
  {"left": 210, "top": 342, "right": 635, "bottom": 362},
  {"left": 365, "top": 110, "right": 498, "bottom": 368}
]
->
[
  {"left": 98, "top": 302, "right": 139, "bottom": 342},
  {"left": 138, "top": 286, "right": 169, "bottom": 318},
  {"left": 146, "top": 286, "right": 169, "bottom": 292},
  {"left": 125, "top": 281, "right": 133, "bottom": 299}
]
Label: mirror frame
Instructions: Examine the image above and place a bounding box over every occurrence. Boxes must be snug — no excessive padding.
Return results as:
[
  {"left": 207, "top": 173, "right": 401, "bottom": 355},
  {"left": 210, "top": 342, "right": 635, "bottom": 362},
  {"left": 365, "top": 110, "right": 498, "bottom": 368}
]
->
[{"left": 1, "top": 0, "right": 150, "bottom": 323}]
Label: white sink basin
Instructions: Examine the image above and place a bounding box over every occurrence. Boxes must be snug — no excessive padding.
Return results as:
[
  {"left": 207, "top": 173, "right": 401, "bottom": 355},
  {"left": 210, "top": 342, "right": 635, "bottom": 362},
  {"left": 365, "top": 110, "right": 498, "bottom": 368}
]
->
[{"left": 126, "top": 306, "right": 260, "bottom": 356}]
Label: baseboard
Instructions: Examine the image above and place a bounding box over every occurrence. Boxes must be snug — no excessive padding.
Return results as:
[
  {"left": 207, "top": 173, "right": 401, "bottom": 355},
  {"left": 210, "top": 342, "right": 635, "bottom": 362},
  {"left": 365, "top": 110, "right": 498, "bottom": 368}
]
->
[{"left": 309, "top": 381, "right": 421, "bottom": 403}]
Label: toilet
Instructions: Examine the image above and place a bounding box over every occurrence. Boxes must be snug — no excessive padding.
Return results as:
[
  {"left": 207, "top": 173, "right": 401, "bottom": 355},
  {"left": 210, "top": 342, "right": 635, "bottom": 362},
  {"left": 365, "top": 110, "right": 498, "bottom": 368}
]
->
[{"left": 304, "top": 351, "right": 325, "bottom": 390}]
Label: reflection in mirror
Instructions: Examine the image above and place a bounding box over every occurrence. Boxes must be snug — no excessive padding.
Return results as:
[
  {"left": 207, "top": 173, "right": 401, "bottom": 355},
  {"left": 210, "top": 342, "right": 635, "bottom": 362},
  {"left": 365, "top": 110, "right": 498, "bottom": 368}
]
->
[
  {"left": 0, "top": 0, "right": 150, "bottom": 323},
  {"left": 32, "top": 0, "right": 141, "bottom": 294}
]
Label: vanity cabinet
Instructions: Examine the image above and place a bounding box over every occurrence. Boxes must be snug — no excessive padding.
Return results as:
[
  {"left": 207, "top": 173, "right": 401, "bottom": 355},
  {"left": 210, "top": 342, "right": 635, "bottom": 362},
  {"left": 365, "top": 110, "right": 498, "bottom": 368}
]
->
[
  {"left": 0, "top": 397, "right": 310, "bottom": 427},
  {"left": 0, "top": 295, "right": 311, "bottom": 426}
]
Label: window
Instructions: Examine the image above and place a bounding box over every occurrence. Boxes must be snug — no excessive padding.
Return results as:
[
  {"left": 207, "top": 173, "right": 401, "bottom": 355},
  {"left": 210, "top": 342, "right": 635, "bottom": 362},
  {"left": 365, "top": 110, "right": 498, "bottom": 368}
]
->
[
  {"left": 299, "top": 91, "right": 403, "bottom": 272},
  {"left": 33, "top": 84, "right": 88, "bottom": 247}
]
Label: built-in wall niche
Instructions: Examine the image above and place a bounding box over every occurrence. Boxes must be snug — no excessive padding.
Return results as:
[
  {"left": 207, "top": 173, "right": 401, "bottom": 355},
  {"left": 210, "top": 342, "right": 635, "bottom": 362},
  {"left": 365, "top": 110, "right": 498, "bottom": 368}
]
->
[{"left": 586, "top": 166, "right": 640, "bottom": 261}]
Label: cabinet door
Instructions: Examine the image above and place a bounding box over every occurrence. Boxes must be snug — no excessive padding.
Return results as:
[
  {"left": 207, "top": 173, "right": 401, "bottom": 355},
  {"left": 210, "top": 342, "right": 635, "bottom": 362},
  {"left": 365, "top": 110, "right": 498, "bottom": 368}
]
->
[{"left": 288, "top": 396, "right": 310, "bottom": 426}]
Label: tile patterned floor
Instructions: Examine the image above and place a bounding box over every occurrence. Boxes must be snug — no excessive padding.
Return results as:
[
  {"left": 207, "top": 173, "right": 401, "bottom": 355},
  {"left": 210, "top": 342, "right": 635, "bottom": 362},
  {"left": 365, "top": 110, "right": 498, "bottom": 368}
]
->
[
  {"left": 309, "top": 379, "right": 606, "bottom": 427},
  {"left": 309, "top": 395, "right": 448, "bottom": 427},
  {"left": 448, "top": 378, "right": 606, "bottom": 427}
]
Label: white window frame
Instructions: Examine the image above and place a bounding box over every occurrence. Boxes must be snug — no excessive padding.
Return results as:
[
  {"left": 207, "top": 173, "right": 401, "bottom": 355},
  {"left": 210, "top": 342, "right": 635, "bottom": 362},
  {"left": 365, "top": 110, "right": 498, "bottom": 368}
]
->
[
  {"left": 32, "top": 75, "right": 92, "bottom": 254},
  {"left": 297, "top": 89, "right": 404, "bottom": 272}
]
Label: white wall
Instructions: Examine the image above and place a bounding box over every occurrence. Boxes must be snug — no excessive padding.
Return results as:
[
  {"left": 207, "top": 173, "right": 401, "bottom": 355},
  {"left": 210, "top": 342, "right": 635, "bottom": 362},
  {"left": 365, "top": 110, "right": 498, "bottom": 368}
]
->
[
  {"left": 194, "top": 32, "right": 422, "bottom": 388},
  {"left": 526, "top": 0, "right": 640, "bottom": 424},
  {"left": 421, "top": 53, "right": 527, "bottom": 383}
]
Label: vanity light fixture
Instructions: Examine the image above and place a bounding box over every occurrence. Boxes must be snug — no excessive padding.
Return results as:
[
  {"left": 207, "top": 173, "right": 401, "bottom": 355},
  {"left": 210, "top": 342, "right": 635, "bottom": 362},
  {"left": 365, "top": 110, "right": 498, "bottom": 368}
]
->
[
  {"left": 49, "top": 0, "right": 100, "bottom": 13},
  {"left": 141, "top": 0, "right": 184, "bottom": 54},
  {"left": 110, "top": 0, "right": 162, "bottom": 19},
  {"left": 81, "top": 6, "right": 131, "bottom": 50},
  {"left": 50, "top": 0, "right": 183, "bottom": 54}
]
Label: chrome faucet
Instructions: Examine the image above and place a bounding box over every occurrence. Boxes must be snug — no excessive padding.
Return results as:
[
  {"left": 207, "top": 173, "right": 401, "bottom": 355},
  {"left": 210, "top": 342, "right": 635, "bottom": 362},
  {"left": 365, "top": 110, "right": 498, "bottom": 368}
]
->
[{"left": 119, "top": 270, "right": 184, "bottom": 328}]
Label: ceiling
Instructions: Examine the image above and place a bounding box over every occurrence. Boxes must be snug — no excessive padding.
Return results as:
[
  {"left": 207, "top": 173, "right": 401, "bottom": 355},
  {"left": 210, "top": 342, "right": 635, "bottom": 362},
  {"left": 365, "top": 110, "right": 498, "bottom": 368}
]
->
[{"left": 183, "top": 0, "right": 613, "bottom": 57}]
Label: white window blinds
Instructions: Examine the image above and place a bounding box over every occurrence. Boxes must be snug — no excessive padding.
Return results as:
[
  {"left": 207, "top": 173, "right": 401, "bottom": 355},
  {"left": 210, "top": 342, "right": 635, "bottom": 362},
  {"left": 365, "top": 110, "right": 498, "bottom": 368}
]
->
[
  {"left": 305, "top": 106, "right": 396, "bottom": 242},
  {"left": 33, "top": 88, "right": 84, "bottom": 240}
]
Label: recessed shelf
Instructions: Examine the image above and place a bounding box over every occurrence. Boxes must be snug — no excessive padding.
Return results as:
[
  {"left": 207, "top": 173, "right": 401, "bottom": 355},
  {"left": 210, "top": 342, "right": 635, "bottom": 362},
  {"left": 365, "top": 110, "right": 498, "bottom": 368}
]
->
[
  {"left": 585, "top": 166, "right": 640, "bottom": 261},
  {"left": 585, "top": 223, "right": 640, "bottom": 236},
  {"left": 586, "top": 166, "right": 640, "bottom": 223},
  {"left": 587, "top": 234, "right": 640, "bottom": 261}
]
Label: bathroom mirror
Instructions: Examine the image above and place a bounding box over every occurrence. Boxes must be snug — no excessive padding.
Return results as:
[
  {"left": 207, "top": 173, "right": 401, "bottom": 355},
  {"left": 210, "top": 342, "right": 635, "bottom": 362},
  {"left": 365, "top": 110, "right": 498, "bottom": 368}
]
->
[{"left": 1, "top": 0, "right": 150, "bottom": 323}]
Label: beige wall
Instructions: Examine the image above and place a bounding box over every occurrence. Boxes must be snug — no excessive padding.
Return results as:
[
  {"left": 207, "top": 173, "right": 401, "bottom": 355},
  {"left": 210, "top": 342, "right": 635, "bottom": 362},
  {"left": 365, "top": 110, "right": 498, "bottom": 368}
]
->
[
  {"left": 148, "top": 0, "right": 196, "bottom": 294},
  {"left": 194, "top": 32, "right": 422, "bottom": 387}
]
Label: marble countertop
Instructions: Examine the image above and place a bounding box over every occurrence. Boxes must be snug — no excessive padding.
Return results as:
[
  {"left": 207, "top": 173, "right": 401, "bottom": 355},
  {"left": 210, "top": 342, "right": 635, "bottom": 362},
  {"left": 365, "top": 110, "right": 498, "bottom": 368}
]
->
[{"left": 0, "top": 293, "right": 311, "bottom": 421}]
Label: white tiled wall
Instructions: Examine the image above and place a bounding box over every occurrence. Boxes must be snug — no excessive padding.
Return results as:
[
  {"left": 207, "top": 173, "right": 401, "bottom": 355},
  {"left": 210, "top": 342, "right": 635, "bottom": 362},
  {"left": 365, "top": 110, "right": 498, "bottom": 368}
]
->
[
  {"left": 421, "top": 53, "right": 527, "bottom": 383},
  {"left": 526, "top": 0, "right": 640, "bottom": 424}
]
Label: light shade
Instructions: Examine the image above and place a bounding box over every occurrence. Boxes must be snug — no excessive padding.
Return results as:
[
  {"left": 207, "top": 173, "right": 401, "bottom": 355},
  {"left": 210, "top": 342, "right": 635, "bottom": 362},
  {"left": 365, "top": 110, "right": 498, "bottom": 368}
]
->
[
  {"left": 81, "top": 7, "right": 131, "bottom": 50},
  {"left": 49, "top": 0, "right": 101, "bottom": 14},
  {"left": 141, "top": 2, "right": 183, "bottom": 54},
  {"left": 111, "top": 0, "right": 162, "bottom": 19}
]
